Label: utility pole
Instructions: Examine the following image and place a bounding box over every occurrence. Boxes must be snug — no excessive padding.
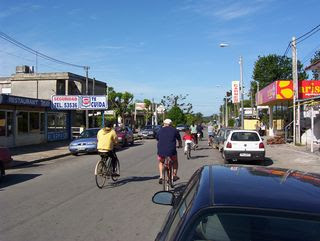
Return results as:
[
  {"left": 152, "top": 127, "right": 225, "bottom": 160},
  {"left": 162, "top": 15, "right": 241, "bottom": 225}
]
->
[
  {"left": 225, "top": 95, "right": 228, "bottom": 127},
  {"left": 256, "top": 81, "right": 259, "bottom": 119},
  {"left": 92, "top": 77, "right": 95, "bottom": 127},
  {"left": 152, "top": 98, "right": 154, "bottom": 126},
  {"left": 292, "top": 37, "right": 299, "bottom": 144},
  {"left": 239, "top": 56, "right": 244, "bottom": 129},
  {"left": 85, "top": 66, "right": 90, "bottom": 129}
]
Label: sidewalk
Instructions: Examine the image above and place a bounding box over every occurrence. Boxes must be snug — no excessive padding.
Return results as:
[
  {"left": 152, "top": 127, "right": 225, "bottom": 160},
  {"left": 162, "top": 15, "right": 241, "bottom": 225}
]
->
[
  {"left": 9, "top": 141, "right": 71, "bottom": 168},
  {"left": 265, "top": 142, "right": 320, "bottom": 173}
]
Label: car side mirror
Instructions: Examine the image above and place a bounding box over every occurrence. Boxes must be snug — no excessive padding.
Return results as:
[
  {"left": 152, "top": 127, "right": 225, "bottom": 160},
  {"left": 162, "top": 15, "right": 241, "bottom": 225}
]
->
[{"left": 152, "top": 191, "right": 174, "bottom": 206}]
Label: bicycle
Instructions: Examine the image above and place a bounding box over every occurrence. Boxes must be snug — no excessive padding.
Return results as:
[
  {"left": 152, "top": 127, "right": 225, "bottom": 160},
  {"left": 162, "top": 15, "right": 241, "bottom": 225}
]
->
[
  {"left": 162, "top": 156, "right": 174, "bottom": 191},
  {"left": 95, "top": 152, "right": 120, "bottom": 189}
]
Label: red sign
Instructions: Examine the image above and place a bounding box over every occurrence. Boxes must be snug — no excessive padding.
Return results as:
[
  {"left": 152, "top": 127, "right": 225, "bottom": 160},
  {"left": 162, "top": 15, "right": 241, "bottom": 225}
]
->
[{"left": 299, "top": 80, "right": 320, "bottom": 99}]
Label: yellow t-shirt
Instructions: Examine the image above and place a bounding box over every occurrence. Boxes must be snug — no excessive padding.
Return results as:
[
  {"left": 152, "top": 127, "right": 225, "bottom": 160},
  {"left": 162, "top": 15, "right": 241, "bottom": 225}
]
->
[{"left": 97, "top": 128, "right": 118, "bottom": 151}]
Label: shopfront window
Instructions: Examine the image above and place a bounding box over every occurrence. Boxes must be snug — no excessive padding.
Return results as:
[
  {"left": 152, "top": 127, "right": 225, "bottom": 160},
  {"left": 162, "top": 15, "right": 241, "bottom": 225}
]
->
[
  {"left": 40, "top": 113, "right": 45, "bottom": 133},
  {"left": 48, "top": 113, "right": 56, "bottom": 132},
  {"left": 18, "top": 112, "right": 28, "bottom": 134},
  {"left": 7, "top": 112, "right": 13, "bottom": 136},
  {"left": 56, "top": 113, "right": 66, "bottom": 131},
  {"left": 0, "top": 111, "right": 5, "bottom": 136},
  {"left": 30, "top": 112, "right": 40, "bottom": 132},
  {"left": 56, "top": 80, "right": 66, "bottom": 95}
]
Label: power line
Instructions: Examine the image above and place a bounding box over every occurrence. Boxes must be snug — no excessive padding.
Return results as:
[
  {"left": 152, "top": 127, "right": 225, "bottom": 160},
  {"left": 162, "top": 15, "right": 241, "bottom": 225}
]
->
[
  {"left": 283, "top": 24, "right": 320, "bottom": 56},
  {"left": 0, "top": 31, "right": 88, "bottom": 69}
]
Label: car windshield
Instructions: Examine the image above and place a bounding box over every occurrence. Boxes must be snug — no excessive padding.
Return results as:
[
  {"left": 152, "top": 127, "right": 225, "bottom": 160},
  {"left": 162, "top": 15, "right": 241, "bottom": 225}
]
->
[
  {"left": 231, "top": 132, "right": 260, "bottom": 141},
  {"left": 79, "top": 129, "right": 99, "bottom": 138},
  {"left": 184, "top": 211, "right": 320, "bottom": 241}
]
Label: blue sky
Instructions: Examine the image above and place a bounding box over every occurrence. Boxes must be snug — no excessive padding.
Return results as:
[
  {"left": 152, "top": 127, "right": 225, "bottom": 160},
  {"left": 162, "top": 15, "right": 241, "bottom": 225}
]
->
[{"left": 0, "top": 0, "right": 320, "bottom": 115}]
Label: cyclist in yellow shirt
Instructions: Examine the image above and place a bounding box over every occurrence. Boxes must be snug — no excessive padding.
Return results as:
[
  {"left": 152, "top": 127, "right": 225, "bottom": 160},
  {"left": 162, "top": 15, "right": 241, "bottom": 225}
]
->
[{"left": 97, "top": 122, "right": 119, "bottom": 176}]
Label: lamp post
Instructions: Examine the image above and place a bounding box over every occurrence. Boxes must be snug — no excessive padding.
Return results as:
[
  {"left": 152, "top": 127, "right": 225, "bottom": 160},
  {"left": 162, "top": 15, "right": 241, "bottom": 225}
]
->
[{"left": 219, "top": 44, "right": 245, "bottom": 129}]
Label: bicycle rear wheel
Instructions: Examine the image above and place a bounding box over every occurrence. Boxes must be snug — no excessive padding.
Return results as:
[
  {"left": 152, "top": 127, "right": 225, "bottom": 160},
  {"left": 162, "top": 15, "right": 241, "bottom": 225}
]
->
[
  {"left": 95, "top": 160, "right": 107, "bottom": 189},
  {"left": 168, "top": 164, "right": 174, "bottom": 189},
  {"left": 111, "top": 158, "right": 120, "bottom": 181},
  {"left": 162, "top": 166, "right": 168, "bottom": 191}
]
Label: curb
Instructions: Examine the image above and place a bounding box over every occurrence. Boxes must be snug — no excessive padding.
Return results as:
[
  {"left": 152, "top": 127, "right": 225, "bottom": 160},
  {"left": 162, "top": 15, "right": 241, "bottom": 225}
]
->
[{"left": 10, "top": 152, "right": 72, "bottom": 168}]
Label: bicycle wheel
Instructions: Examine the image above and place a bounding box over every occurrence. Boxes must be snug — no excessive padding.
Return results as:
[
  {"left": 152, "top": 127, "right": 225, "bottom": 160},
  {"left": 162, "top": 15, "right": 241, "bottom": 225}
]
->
[
  {"left": 111, "top": 158, "right": 120, "bottom": 181},
  {"left": 162, "top": 166, "right": 167, "bottom": 191},
  {"left": 169, "top": 164, "right": 174, "bottom": 189},
  {"left": 95, "top": 160, "right": 107, "bottom": 189}
]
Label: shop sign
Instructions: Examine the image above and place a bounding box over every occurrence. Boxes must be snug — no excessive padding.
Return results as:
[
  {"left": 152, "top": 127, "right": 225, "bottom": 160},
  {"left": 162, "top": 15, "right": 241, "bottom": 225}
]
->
[
  {"left": 276, "top": 80, "right": 293, "bottom": 99},
  {"left": 52, "top": 95, "right": 79, "bottom": 109},
  {"left": 52, "top": 95, "right": 107, "bottom": 110},
  {"left": 299, "top": 80, "right": 320, "bottom": 99},
  {"left": 79, "top": 96, "right": 107, "bottom": 110},
  {"left": 0, "top": 94, "right": 51, "bottom": 107},
  {"left": 231, "top": 81, "right": 239, "bottom": 103},
  {"left": 256, "top": 81, "right": 277, "bottom": 105}
]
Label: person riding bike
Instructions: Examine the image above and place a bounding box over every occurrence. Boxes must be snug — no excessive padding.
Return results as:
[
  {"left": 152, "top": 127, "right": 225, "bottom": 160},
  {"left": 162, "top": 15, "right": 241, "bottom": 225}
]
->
[
  {"left": 182, "top": 129, "right": 195, "bottom": 154},
  {"left": 156, "top": 119, "right": 182, "bottom": 184},
  {"left": 196, "top": 123, "right": 204, "bottom": 140},
  {"left": 207, "top": 123, "right": 214, "bottom": 146},
  {"left": 190, "top": 122, "right": 198, "bottom": 145},
  {"left": 97, "top": 121, "right": 120, "bottom": 176}
]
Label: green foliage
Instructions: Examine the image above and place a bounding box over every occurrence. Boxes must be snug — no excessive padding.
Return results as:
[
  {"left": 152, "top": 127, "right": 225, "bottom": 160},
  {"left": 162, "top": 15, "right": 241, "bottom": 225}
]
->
[
  {"left": 310, "top": 50, "right": 320, "bottom": 79},
  {"left": 161, "top": 94, "right": 193, "bottom": 113},
  {"left": 228, "top": 118, "right": 235, "bottom": 127},
  {"left": 252, "top": 54, "right": 308, "bottom": 92},
  {"left": 96, "top": 115, "right": 116, "bottom": 128},
  {"left": 143, "top": 98, "right": 152, "bottom": 124},
  {"left": 108, "top": 87, "right": 134, "bottom": 124},
  {"left": 166, "top": 106, "right": 186, "bottom": 127}
]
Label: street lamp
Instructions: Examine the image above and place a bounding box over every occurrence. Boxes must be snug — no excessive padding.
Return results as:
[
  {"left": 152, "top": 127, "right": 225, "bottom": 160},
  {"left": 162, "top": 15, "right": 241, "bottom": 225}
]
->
[{"left": 219, "top": 43, "right": 244, "bottom": 129}]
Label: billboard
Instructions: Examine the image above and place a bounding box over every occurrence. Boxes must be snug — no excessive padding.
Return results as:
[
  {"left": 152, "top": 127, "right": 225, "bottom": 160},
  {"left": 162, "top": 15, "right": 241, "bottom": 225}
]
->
[
  {"left": 52, "top": 95, "right": 107, "bottom": 110},
  {"left": 232, "top": 81, "right": 239, "bottom": 103},
  {"left": 135, "top": 102, "right": 146, "bottom": 111}
]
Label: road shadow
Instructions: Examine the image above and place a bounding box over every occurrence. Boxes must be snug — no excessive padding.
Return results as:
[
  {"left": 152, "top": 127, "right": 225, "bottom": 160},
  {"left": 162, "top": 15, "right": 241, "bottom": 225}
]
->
[
  {"left": 196, "top": 147, "right": 211, "bottom": 150},
  {"left": 191, "top": 155, "right": 209, "bottom": 159},
  {"left": 9, "top": 161, "right": 43, "bottom": 169},
  {"left": 0, "top": 173, "right": 41, "bottom": 189},
  {"left": 229, "top": 157, "right": 274, "bottom": 166},
  {"left": 10, "top": 141, "right": 69, "bottom": 156},
  {"left": 105, "top": 175, "right": 159, "bottom": 188}
]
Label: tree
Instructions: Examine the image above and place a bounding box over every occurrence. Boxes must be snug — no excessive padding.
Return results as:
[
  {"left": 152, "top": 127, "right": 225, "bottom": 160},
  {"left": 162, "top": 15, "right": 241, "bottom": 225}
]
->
[
  {"left": 108, "top": 87, "right": 134, "bottom": 125},
  {"left": 161, "top": 94, "right": 193, "bottom": 113},
  {"left": 310, "top": 50, "right": 320, "bottom": 79},
  {"left": 143, "top": 98, "right": 152, "bottom": 124},
  {"left": 166, "top": 106, "right": 186, "bottom": 126},
  {"left": 251, "top": 54, "right": 308, "bottom": 93}
]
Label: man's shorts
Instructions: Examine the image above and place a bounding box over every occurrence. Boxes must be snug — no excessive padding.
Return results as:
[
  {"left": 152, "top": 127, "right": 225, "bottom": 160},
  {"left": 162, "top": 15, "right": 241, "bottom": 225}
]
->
[{"left": 157, "top": 155, "right": 177, "bottom": 163}]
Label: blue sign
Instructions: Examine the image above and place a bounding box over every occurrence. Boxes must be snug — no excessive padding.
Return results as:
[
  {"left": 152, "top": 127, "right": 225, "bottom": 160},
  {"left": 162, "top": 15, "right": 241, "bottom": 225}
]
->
[
  {"left": 0, "top": 94, "right": 51, "bottom": 107},
  {"left": 47, "top": 131, "right": 68, "bottom": 141}
]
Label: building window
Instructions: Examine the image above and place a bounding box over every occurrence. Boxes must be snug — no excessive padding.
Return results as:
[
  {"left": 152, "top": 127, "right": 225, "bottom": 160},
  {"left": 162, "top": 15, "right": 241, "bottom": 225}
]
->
[
  {"left": 56, "top": 80, "right": 66, "bottom": 95},
  {"left": 40, "top": 113, "right": 45, "bottom": 133},
  {"left": 30, "top": 112, "right": 40, "bottom": 132},
  {"left": 48, "top": 112, "right": 67, "bottom": 132},
  {"left": 0, "top": 111, "right": 5, "bottom": 136},
  {"left": 7, "top": 112, "right": 13, "bottom": 136},
  {"left": 18, "top": 112, "right": 29, "bottom": 134},
  {"left": 48, "top": 113, "right": 56, "bottom": 132}
]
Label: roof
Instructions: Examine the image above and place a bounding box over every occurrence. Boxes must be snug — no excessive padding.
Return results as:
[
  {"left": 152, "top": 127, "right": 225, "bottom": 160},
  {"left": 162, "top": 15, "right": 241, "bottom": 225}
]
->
[
  {"left": 306, "top": 60, "right": 320, "bottom": 71},
  {"left": 193, "top": 165, "right": 320, "bottom": 214}
]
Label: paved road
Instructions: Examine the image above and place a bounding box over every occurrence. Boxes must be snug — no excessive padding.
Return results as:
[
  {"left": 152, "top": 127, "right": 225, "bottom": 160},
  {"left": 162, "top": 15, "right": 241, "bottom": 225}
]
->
[{"left": 0, "top": 137, "right": 222, "bottom": 241}]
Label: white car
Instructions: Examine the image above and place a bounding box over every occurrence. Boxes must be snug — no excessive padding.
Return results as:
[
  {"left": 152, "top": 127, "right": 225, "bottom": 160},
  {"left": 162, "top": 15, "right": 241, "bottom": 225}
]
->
[{"left": 223, "top": 130, "right": 265, "bottom": 163}]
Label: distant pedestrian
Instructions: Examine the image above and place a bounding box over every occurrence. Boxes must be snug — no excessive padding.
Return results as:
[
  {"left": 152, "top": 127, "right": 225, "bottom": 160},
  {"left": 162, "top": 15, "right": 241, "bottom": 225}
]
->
[{"left": 190, "top": 122, "right": 198, "bottom": 145}]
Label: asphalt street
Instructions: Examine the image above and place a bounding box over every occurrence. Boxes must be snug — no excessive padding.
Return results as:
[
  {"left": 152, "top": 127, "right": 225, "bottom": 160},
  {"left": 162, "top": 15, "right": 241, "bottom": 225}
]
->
[{"left": 0, "top": 137, "right": 221, "bottom": 241}]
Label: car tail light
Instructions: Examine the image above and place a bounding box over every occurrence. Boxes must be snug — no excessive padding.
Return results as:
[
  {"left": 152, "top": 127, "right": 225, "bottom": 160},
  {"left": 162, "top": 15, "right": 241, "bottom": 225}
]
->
[
  {"left": 259, "top": 142, "right": 264, "bottom": 149},
  {"left": 226, "top": 142, "right": 232, "bottom": 148}
]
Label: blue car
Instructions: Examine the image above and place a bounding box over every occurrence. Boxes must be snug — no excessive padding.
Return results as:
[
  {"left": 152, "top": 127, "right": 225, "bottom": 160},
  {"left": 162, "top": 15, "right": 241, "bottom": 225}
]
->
[
  {"left": 152, "top": 165, "right": 320, "bottom": 241},
  {"left": 69, "top": 128, "right": 100, "bottom": 155}
]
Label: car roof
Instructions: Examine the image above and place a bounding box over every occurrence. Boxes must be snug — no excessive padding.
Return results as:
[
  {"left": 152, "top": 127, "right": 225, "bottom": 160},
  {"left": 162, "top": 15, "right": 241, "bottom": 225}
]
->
[
  {"left": 230, "top": 130, "right": 259, "bottom": 133},
  {"left": 191, "top": 165, "right": 320, "bottom": 215}
]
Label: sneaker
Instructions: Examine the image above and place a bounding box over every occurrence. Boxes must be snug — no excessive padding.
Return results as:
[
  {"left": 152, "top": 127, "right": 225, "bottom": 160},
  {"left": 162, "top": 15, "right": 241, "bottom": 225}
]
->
[
  {"left": 158, "top": 178, "right": 163, "bottom": 184},
  {"left": 173, "top": 176, "right": 180, "bottom": 182}
]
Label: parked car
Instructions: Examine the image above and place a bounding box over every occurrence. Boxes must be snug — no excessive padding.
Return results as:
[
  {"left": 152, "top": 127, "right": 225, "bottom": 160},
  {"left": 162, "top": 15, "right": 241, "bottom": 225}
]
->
[
  {"left": 0, "top": 147, "right": 13, "bottom": 180},
  {"left": 212, "top": 127, "right": 234, "bottom": 151},
  {"left": 152, "top": 165, "right": 320, "bottom": 241},
  {"left": 223, "top": 130, "right": 265, "bottom": 163},
  {"left": 176, "top": 124, "right": 189, "bottom": 132},
  {"left": 115, "top": 126, "right": 134, "bottom": 147},
  {"left": 69, "top": 128, "right": 100, "bottom": 155},
  {"left": 138, "top": 125, "right": 161, "bottom": 139}
]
